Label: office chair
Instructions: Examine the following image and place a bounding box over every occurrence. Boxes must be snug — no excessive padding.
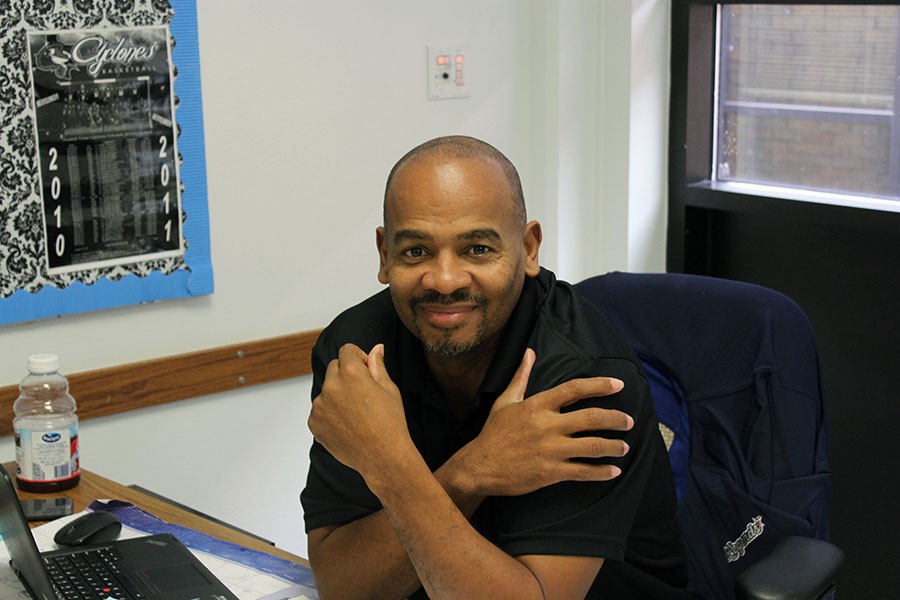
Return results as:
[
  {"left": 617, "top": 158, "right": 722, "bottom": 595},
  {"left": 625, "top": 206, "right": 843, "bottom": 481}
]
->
[{"left": 574, "top": 272, "right": 844, "bottom": 600}]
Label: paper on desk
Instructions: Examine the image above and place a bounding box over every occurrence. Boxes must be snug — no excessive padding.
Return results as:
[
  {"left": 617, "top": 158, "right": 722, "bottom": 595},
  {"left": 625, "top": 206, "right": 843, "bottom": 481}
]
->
[{"left": 0, "top": 502, "right": 318, "bottom": 600}]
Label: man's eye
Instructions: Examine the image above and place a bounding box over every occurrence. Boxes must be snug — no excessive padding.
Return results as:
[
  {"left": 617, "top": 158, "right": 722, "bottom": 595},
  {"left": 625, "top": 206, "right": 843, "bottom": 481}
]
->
[
  {"left": 403, "top": 247, "right": 425, "bottom": 258},
  {"left": 470, "top": 245, "right": 491, "bottom": 256}
]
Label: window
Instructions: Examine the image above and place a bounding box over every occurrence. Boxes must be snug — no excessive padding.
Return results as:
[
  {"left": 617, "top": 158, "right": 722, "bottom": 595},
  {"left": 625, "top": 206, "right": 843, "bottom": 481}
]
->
[
  {"left": 668, "top": 0, "right": 900, "bottom": 271},
  {"left": 716, "top": 5, "right": 900, "bottom": 200},
  {"left": 672, "top": 1, "right": 900, "bottom": 215}
]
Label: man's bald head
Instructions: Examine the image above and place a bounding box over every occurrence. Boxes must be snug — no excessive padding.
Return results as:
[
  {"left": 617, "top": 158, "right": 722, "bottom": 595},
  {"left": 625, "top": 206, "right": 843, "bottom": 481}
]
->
[{"left": 383, "top": 136, "right": 526, "bottom": 230}]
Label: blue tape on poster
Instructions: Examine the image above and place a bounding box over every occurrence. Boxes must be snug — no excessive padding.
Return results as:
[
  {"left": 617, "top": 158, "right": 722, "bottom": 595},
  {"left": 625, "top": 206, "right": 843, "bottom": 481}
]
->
[{"left": 89, "top": 500, "right": 317, "bottom": 591}]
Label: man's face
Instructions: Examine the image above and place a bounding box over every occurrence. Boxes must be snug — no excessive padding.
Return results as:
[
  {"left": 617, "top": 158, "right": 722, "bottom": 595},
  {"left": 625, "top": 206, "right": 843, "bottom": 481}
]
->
[{"left": 377, "top": 155, "right": 541, "bottom": 358}]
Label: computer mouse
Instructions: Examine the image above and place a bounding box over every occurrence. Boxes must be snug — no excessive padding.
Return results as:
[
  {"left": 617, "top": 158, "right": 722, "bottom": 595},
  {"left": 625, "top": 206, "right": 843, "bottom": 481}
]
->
[{"left": 53, "top": 511, "right": 122, "bottom": 547}]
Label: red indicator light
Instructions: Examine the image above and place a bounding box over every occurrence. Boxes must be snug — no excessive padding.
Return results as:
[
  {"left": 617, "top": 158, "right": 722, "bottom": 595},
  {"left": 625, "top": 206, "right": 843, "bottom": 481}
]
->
[{"left": 455, "top": 54, "right": 464, "bottom": 63}]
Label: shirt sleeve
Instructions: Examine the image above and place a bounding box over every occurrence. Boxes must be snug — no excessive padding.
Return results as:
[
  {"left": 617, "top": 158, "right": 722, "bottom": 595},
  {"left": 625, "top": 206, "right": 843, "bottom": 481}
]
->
[
  {"left": 487, "top": 355, "right": 659, "bottom": 561},
  {"left": 300, "top": 329, "right": 383, "bottom": 533}
]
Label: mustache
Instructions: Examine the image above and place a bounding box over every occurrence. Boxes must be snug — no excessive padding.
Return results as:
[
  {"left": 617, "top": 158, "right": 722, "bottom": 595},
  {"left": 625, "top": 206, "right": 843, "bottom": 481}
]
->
[{"left": 409, "top": 290, "right": 486, "bottom": 308}]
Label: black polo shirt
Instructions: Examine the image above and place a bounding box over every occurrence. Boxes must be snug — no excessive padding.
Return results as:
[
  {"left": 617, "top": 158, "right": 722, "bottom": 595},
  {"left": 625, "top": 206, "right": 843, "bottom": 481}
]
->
[{"left": 301, "top": 268, "right": 689, "bottom": 598}]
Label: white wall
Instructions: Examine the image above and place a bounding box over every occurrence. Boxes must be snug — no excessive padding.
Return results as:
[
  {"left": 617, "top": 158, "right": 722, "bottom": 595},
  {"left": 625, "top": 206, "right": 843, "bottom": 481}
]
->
[{"left": 0, "top": 0, "right": 669, "bottom": 559}]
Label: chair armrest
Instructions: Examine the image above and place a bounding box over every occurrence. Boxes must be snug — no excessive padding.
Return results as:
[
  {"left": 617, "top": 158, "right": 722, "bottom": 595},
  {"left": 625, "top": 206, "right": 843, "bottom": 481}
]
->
[{"left": 736, "top": 536, "right": 844, "bottom": 600}]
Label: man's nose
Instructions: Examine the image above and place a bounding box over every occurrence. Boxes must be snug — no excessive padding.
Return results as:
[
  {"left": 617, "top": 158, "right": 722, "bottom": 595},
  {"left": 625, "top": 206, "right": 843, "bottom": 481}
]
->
[{"left": 422, "top": 252, "right": 472, "bottom": 294}]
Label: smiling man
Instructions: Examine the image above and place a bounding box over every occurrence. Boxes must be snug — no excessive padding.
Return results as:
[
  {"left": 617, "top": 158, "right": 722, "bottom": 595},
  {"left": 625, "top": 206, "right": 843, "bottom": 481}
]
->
[{"left": 301, "top": 136, "right": 691, "bottom": 599}]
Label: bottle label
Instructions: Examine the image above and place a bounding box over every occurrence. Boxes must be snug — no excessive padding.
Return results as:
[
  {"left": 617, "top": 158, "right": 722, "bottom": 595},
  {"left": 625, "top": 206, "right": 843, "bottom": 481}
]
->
[{"left": 14, "top": 423, "right": 80, "bottom": 483}]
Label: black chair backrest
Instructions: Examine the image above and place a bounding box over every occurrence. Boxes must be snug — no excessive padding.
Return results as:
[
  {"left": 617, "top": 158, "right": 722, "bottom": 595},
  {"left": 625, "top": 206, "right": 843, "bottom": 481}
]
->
[{"left": 575, "top": 272, "right": 831, "bottom": 599}]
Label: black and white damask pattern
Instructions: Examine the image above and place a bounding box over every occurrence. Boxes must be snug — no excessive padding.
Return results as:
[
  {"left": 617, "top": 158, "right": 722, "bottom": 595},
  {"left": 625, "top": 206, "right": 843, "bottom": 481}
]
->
[{"left": 0, "top": 0, "right": 184, "bottom": 299}]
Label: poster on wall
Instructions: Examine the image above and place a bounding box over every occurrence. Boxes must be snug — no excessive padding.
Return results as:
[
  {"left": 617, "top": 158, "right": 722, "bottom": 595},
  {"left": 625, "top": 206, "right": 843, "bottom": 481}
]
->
[{"left": 0, "top": 0, "right": 212, "bottom": 326}]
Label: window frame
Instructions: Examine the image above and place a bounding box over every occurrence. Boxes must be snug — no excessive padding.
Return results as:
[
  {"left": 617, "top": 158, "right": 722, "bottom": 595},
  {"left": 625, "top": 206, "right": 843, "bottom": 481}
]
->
[{"left": 668, "top": 0, "right": 900, "bottom": 273}]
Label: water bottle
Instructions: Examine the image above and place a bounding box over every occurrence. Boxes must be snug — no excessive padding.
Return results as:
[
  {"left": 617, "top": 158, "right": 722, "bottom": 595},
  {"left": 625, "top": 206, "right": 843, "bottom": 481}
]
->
[{"left": 13, "top": 354, "right": 80, "bottom": 492}]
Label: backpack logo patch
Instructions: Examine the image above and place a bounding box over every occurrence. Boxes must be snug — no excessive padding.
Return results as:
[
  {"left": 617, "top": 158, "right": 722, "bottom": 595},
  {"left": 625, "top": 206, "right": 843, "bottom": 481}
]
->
[{"left": 723, "top": 515, "right": 765, "bottom": 563}]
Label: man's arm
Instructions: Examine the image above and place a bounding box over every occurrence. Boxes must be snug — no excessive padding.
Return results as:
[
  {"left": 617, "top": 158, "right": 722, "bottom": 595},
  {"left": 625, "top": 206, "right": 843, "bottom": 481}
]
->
[
  {"left": 307, "top": 458, "right": 490, "bottom": 600},
  {"left": 367, "top": 438, "right": 604, "bottom": 600},
  {"left": 307, "top": 345, "right": 632, "bottom": 600}
]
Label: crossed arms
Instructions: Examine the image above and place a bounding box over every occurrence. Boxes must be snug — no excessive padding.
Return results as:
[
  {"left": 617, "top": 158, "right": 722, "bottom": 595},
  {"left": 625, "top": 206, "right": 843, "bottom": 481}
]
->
[{"left": 306, "top": 344, "right": 635, "bottom": 600}]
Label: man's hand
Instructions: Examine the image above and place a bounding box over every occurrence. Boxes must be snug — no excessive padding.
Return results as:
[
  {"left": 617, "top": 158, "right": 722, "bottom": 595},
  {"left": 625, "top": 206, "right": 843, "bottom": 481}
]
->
[
  {"left": 446, "top": 348, "right": 634, "bottom": 498},
  {"left": 308, "top": 343, "right": 413, "bottom": 479}
]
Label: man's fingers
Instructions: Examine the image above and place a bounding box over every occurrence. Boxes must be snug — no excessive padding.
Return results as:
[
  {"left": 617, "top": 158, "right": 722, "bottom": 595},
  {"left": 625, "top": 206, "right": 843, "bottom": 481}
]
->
[
  {"left": 563, "top": 435, "right": 630, "bottom": 459},
  {"left": 561, "top": 407, "right": 634, "bottom": 434},
  {"left": 366, "top": 343, "right": 387, "bottom": 379},
  {"left": 324, "top": 357, "right": 341, "bottom": 379},
  {"left": 323, "top": 343, "right": 390, "bottom": 391},
  {"left": 572, "top": 463, "right": 623, "bottom": 482},
  {"left": 491, "top": 348, "right": 536, "bottom": 413},
  {"left": 336, "top": 343, "right": 368, "bottom": 371},
  {"left": 364, "top": 343, "right": 403, "bottom": 396},
  {"left": 555, "top": 462, "right": 623, "bottom": 483},
  {"left": 536, "top": 376, "right": 625, "bottom": 409},
  {"left": 508, "top": 348, "right": 536, "bottom": 401}
]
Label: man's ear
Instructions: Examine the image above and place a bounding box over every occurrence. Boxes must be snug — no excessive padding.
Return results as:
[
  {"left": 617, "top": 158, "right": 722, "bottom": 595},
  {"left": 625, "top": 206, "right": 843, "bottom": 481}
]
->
[
  {"left": 522, "top": 220, "right": 542, "bottom": 277},
  {"left": 376, "top": 226, "right": 389, "bottom": 284}
]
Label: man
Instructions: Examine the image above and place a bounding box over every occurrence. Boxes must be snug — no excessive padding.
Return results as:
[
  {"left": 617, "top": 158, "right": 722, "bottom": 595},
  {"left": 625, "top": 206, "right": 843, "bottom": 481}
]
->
[{"left": 302, "top": 136, "right": 690, "bottom": 599}]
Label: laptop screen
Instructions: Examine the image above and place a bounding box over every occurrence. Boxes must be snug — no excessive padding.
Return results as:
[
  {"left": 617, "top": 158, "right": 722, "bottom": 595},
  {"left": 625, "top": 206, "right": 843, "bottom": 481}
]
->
[{"left": 0, "top": 465, "right": 58, "bottom": 600}]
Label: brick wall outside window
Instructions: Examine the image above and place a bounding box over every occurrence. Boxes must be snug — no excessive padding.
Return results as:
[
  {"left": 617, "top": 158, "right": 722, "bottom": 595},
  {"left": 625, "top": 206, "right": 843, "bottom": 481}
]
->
[{"left": 717, "top": 5, "right": 900, "bottom": 197}]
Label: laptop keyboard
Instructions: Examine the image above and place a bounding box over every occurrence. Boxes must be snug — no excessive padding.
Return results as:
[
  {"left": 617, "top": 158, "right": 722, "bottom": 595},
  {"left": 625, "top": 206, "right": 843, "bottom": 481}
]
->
[{"left": 43, "top": 547, "right": 144, "bottom": 600}]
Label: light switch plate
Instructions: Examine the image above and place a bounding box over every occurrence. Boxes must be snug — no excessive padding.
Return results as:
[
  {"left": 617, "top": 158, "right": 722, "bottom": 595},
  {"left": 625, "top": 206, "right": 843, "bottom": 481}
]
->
[{"left": 427, "top": 44, "right": 470, "bottom": 100}]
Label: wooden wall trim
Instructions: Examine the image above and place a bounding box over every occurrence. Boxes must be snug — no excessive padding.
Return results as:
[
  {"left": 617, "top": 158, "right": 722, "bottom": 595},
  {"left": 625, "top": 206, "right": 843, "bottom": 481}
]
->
[{"left": 0, "top": 329, "right": 322, "bottom": 436}]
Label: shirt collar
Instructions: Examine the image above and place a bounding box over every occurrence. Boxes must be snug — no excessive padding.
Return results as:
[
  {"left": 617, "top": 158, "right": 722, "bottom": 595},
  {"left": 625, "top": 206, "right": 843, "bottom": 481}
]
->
[
  {"left": 477, "top": 268, "right": 549, "bottom": 395},
  {"left": 388, "top": 318, "right": 431, "bottom": 395},
  {"left": 386, "top": 268, "right": 552, "bottom": 406}
]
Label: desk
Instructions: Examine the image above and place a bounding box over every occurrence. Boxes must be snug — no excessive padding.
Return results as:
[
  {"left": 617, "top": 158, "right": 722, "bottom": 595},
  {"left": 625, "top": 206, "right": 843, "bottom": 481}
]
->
[{"left": 3, "top": 461, "right": 308, "bottom": 567}]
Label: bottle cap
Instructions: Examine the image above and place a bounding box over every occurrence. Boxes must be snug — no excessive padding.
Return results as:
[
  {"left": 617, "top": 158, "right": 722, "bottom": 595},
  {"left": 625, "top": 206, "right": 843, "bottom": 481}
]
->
[{"left": 27, "top": 354, "right": 60, "bottom": 374}]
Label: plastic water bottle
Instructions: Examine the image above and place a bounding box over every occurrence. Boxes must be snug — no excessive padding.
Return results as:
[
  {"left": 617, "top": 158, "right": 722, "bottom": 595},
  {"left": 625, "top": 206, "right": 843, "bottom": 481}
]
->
[{"left": 13, "top": 354, "right": 80, "bottom": 492}]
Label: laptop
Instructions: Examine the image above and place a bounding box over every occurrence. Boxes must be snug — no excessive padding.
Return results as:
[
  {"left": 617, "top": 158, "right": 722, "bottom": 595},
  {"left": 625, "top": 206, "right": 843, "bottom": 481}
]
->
[{"left": 0, "top": 465, "right": 238, "bottom": 600}]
